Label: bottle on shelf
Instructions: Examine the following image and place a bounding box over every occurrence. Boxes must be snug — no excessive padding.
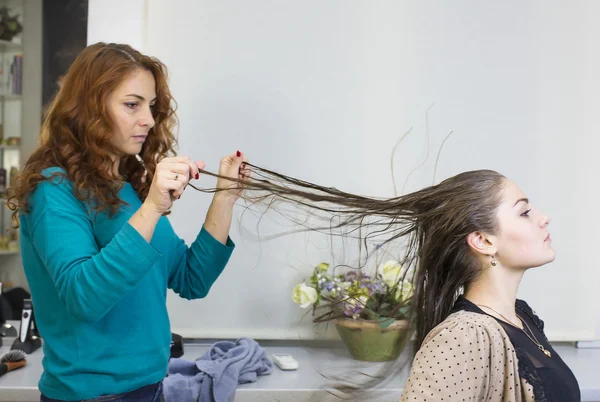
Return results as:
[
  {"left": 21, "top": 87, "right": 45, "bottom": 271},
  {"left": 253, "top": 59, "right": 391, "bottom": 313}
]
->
[
  {"left": 9, "top": 166, "right": 18, "bottom": 187},
  {"left": 0, "top": 166, "right": 6, "bottom": 194}
]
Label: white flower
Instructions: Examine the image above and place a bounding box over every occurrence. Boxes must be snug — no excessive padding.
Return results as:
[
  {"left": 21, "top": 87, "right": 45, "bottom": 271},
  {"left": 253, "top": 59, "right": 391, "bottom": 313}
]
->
[
  {"left": 292, "top": 283, "right": 318, "bottom": 308},
  {"left": 380, "top": 260, "right": 404, "bottom": 287},
  {"left": 395, "top": 281, "right": 414, "bottom": 303},
  {"left": 346, "top": 295, "right": 369, "bottom": 307}
]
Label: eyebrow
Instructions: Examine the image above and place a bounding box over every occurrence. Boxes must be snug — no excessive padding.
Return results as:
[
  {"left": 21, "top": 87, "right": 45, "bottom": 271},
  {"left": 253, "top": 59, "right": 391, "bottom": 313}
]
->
[
  {"left": 513, "top": 197, "right": 529, "bottom": 207},
  {"left": 125, "top": 94, "right": 157, "bottom": 102}
]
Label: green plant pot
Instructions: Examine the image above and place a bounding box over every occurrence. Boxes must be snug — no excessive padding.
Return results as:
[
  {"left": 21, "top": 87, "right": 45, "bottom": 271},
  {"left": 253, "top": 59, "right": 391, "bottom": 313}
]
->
[{"left": 334, "top": 318, "right": 410, "bottom": 362}]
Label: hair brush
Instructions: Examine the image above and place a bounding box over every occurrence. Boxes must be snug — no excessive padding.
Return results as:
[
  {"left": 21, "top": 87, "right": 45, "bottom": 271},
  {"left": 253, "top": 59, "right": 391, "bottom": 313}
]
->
[{"left": 0, "top": 350, "right": 27, "bottom": 376}]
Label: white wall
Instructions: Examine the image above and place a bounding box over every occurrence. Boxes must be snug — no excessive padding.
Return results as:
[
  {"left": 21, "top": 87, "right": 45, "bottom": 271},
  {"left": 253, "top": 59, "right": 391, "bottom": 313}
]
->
[
  {"left": 87, "top": 0, "right": 148, "bottom": 51},
  {"left": 88, "top": 0, "right": 600, "bottom": 341}
]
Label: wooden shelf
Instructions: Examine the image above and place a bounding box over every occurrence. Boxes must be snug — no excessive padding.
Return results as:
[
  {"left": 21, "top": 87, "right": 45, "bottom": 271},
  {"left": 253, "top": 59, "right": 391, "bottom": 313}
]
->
[
  {"left": 0, "top": 93, "right": 21, "bottom": 100},
  {"left": 0, "top": 250, "right": 19, "bottom": 256},
  {"left": 0, "top": 39, "right": 22, "bottom": 51}
]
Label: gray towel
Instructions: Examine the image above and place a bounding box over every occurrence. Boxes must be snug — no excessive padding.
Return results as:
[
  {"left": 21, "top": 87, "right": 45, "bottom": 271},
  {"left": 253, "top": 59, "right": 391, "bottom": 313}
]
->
[{"left": 162, "top": 337, "right": 273, "bottom": 402}]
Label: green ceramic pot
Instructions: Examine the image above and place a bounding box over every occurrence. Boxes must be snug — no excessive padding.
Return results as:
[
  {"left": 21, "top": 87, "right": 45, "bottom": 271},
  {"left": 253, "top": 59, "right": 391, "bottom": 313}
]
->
[{"left": 334, "top": 318, "right": 410, "bottom": 362}]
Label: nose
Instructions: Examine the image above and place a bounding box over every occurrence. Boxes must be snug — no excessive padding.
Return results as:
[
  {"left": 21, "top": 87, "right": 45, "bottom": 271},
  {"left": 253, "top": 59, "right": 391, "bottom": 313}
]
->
[
  {"left": 540, "top": 214, "right": 550, "bottom": 228},
  {"left": 139, "top": 105, "right": 155, "bottom": 129}
]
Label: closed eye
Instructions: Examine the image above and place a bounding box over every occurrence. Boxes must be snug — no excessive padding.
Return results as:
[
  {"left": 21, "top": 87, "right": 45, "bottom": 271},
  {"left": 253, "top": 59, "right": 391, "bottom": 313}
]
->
[
  {"left": 125, "top": 102, "right": 138, "bottom": 109},
  {"left": 521, "top": 208, "right": 531, "bottom": 217}
]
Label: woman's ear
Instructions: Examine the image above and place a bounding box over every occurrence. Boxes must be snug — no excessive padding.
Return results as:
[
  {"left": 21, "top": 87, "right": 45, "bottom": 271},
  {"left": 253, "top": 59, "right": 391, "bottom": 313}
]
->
[{"left": 466, "top": 231, "right": 497, "bottom": 257}]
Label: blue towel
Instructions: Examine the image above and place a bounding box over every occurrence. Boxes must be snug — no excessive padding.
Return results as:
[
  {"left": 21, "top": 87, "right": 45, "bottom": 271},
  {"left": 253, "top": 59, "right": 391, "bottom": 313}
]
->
[{"left": 162, "top": 337, "right": 273, "bottom": 402}]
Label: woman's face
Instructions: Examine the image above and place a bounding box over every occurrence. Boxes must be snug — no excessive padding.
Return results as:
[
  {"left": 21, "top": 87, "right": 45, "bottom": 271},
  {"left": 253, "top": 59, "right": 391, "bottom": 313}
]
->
[
  {"left": 492, "top": 179, "right": 555, "bottom": 270},
  {"left": 106, "top": 68, "right": 156, "bottom": 158}
]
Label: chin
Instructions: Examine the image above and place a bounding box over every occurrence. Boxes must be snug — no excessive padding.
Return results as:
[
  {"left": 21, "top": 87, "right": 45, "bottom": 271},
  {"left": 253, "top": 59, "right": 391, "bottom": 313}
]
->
[
  {"left": 124, "top": 146, "right": 143, "bottom": 156},
  {"left": 532, "top": 253, "right": 556, "bottom": 268}
]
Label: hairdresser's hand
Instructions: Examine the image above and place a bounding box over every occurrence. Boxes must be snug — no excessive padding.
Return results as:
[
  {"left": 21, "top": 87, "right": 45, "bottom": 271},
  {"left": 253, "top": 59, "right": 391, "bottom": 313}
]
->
[
  {"left": 214, "top": 150, "right": 249, "bottom": 204},
  {"left": 203, "top": 151, "right": 249, "bottom": 244},
  {"left": 144, "top": 156, "right": 205, "bottom": 214}
]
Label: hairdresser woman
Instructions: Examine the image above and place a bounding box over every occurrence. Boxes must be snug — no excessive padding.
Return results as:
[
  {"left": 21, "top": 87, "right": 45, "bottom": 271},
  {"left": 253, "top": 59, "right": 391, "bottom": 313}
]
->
[{"left": 6, "top": 43, "right": 247, "bottom": 402}]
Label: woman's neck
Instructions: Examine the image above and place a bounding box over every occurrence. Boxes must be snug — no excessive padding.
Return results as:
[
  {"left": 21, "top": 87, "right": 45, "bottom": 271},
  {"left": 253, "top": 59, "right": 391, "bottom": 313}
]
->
[
  {"left": 464, "top": 266, "right": 525, "bottom": 326},
  {"left": 112, "top": 155, "right": 121, "bottom": 177}
]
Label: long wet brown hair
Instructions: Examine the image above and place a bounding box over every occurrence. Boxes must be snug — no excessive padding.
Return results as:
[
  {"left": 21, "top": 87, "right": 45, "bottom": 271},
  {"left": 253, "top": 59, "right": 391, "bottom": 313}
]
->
[{"left": 191, "top": 163, "right": 507, "bottom": 395}]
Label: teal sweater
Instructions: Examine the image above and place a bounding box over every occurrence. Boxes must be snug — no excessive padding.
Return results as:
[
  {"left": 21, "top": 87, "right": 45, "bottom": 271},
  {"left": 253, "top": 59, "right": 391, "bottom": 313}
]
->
[{"left": 19, "top": 168, "right": 234, "bottom": 400}]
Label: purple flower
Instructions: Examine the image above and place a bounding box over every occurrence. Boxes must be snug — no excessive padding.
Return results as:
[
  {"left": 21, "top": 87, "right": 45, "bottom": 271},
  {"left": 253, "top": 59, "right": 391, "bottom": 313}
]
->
[
  {"left": 344, "top": 303, "right": 363, "bottom": 318},
  {"left": 344, "top": 271, "right": 360, "bottom": 281},
  {"left": 343, "top": 296, "right": 367, "bottom": 319}
]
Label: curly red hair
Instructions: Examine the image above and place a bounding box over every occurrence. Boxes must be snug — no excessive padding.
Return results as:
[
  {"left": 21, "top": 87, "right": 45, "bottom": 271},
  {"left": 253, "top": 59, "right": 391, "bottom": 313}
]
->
[{"left": 7, "top": 42, "right": 178, "bottom": 228}]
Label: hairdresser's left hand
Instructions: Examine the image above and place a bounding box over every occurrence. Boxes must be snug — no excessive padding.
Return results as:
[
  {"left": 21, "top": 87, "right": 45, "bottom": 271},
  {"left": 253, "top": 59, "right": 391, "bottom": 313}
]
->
[{"left": 215, "top": 150, "right": 250, "bottom": 204}]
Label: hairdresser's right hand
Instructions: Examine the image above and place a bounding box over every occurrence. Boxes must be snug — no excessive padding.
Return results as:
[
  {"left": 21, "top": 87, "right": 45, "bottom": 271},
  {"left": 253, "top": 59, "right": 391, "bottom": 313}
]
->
[{"left": 143, "top": 156, "right": 205, "bottom": 214}]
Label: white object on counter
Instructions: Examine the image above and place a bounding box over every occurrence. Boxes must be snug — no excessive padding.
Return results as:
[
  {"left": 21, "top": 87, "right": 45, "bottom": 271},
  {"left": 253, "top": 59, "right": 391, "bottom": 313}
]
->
[{"left": 271, "top": 353, "right": 299, "bottom": 371}]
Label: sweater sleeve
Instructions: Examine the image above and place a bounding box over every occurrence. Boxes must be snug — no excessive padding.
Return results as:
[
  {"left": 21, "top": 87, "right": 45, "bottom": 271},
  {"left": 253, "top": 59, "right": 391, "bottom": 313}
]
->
[
  {"left": 167, "top": 226, "right": 235, "bottom": 300},
  {"left": 29, "top": 181, "right": 161, "bottom": 323},
  {"left": 400, "top": 313, "right": 510, "bottom": 401}
]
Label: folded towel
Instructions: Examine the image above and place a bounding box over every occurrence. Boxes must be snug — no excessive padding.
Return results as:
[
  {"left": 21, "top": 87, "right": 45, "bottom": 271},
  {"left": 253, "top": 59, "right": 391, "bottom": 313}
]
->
[{"left": 163, "top": 337, "right": 273, "bottom": 402}]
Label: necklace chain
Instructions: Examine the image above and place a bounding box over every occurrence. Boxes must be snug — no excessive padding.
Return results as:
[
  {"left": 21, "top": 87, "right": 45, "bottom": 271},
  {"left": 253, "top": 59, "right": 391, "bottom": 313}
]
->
[{"left": 476, "top": 304, "right": 552, "bottom": 358}]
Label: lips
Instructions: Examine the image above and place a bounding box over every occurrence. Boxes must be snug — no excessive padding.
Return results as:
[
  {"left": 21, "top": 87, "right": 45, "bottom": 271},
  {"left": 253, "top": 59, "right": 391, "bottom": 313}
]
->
[{"left": 544, "top": 233, "right": 551, "bottom": 242}]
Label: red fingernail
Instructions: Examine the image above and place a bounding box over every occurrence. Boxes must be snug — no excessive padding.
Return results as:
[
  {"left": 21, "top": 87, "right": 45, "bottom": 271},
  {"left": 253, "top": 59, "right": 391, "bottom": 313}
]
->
[
  {"left": 195, "top": 173, "right": 199, "bottom": 179},
  {"left": 236, "top": 150, "right": 241, "bottom": 157}
]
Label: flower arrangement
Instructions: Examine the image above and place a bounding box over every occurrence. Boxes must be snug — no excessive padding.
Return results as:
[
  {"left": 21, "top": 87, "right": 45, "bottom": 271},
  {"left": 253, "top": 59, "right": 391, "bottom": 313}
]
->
[{"left": 292, "top": 260, "right": 414, "bottom": 328}]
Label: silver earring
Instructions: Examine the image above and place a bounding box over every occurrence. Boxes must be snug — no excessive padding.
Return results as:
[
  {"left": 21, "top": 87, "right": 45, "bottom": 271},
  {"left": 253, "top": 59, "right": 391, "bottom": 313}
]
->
[{"left": 491, "top": 255, "right": 497, "bottom": 266}]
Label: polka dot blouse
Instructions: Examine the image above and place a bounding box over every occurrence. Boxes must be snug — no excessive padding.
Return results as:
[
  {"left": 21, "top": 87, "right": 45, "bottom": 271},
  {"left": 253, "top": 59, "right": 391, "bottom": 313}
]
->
[{"left": 400, "top": 311, "right": 536, "bottom": 401}]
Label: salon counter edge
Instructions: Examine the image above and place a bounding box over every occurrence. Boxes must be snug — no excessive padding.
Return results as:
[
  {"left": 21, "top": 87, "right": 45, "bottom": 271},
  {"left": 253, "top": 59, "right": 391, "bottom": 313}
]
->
[{"left": 1, "top": 322, "right": 599, "bottom": 402}]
